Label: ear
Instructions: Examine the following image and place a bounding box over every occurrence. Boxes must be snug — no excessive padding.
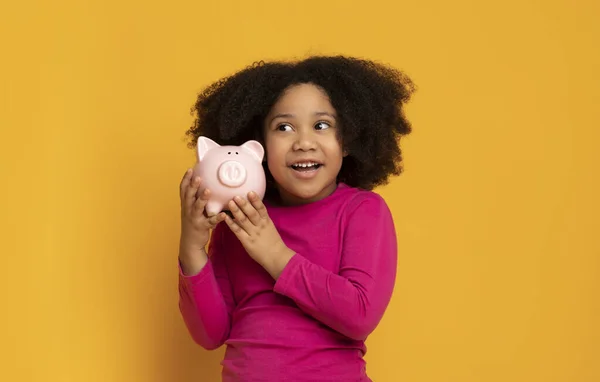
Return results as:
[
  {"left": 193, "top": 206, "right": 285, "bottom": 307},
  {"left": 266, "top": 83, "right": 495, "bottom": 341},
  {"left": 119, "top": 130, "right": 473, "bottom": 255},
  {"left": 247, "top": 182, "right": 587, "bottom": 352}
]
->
[
  {"left": 241, "top": 140, "right": 265, "bottom": 162},
  {"left": 197, "top": 136, "right": 220, "bottom": 161}
]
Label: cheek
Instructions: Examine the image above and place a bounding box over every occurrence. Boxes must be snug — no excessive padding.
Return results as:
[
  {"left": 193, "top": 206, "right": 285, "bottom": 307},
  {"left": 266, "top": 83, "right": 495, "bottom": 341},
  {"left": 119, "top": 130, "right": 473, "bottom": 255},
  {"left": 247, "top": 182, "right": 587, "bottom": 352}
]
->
[
  {"left": 266, "top": 155, "right": 278, "bottom": 172},
  {"left": 265, "top": 150, "right": 286, "bottom": 184},
  {"left": 326, "top": 141, "right": 345, "bottom": 163},
  {"left": 265, "top": 141, "right": 285, "bottom": 170}
]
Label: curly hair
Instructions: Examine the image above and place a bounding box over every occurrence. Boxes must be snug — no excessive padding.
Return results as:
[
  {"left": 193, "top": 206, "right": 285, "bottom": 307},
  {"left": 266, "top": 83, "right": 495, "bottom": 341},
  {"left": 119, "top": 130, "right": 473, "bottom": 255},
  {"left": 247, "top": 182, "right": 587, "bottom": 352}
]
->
[{"left": 185, "top": 55, "right": 416, "bottom": 197}]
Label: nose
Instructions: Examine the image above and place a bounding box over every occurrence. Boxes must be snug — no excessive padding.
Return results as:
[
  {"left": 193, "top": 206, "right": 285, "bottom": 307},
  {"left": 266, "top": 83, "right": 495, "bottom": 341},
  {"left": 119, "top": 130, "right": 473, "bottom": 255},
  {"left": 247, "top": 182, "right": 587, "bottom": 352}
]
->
[{"left": 292, "top": 129, "right": 317, "bottom": 151}]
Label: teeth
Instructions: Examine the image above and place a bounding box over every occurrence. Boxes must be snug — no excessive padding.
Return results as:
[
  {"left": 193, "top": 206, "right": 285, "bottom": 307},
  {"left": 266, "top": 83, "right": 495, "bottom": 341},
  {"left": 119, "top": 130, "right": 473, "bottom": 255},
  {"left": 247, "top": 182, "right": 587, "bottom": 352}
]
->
[{"left": 292, "top": 162, "right": 318, "bottom": 168}]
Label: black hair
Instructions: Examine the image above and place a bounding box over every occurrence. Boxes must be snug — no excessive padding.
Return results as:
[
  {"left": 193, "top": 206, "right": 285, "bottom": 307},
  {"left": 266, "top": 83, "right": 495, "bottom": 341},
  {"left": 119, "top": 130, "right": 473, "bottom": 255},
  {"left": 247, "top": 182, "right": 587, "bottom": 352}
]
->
[{"left": 185, "top": 55, "right": 416, "bottom": 198}]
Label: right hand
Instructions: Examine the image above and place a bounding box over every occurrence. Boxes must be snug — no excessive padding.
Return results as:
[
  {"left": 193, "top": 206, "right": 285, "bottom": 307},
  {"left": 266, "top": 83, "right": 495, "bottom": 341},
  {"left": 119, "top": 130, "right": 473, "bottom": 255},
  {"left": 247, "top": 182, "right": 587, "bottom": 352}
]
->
[{"left": 179, "top": 168, "right": 225, "bottom": 253}]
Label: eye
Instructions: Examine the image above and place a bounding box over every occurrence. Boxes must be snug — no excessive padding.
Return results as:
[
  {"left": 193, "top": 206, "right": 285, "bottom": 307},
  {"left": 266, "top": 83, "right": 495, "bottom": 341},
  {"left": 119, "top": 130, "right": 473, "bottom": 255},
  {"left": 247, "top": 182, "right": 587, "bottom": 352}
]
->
[
  {"left": 315, "top": 121, "right": 331, "bottom": 130},
  {"left": 235, "top": 152, "right": 238, "bottom": 155},
  {"left": 276, "top": 123, "right": 293, "bottom": 132},
  {"left": 228, "top": 152, "right": 231, "bottom": 154}
]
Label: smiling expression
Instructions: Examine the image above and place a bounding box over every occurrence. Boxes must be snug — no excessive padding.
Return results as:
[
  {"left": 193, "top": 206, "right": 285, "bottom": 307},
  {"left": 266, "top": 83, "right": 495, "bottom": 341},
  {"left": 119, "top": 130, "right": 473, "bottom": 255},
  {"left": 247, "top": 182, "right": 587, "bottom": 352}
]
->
[{"left": 263, "top": 83, "right": 346, "bottom": 206}]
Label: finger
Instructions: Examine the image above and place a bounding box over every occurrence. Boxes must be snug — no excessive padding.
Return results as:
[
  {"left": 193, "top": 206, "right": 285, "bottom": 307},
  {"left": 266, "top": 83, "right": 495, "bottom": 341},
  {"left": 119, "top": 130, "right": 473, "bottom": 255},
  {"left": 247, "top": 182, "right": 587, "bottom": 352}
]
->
[
  {"left": 179, "top": 169, "right": 193, "bottom": 202},
  {"left": 234, "top": 195, "right": 262, "bottom": 225},
  {"left": 224, "top": 214, "right": 249, "bottom": 239},
  {"left": 207, "top": 212, "right": 227, "bottom": 228},
  {"left": 248, "top": 191, "right": 268, "bottom": 219},
  {"left": 184, "top": 176, "right": 201, "bottom": 209},
  {"left": 193, "top": 188, "right": 211, "bottom": 214},
  {"left": 228, "top": 199, "right": 252, "bottom": 234}
]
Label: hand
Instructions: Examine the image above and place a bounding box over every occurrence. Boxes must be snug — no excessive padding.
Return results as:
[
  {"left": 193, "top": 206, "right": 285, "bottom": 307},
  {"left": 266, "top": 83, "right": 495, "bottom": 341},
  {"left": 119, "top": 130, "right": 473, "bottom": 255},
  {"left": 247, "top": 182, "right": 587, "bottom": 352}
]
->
[
  {"left": 179, "top": 169, "right": 226, "bottom": 253},
  {"left": 224, "top": 192, "right": 295, "bottom": 279}
]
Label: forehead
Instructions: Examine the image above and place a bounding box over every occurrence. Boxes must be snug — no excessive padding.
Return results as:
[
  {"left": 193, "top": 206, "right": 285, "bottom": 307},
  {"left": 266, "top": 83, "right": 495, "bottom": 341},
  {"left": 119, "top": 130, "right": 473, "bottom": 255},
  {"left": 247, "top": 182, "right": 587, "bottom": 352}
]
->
[{"left": 269, "top": 83, "right": 335, "bottom": 113}]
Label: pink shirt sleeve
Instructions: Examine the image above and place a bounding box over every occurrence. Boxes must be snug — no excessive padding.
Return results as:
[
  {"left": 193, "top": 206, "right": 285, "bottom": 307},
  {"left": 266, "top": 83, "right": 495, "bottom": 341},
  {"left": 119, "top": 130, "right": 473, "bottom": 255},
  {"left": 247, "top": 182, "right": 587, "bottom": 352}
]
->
[
  {"left": 273, "top": 194, "right": 398, "bottom": 341},
  {"left": 178, "top": 223, "right": 236, "bottom": 349}
]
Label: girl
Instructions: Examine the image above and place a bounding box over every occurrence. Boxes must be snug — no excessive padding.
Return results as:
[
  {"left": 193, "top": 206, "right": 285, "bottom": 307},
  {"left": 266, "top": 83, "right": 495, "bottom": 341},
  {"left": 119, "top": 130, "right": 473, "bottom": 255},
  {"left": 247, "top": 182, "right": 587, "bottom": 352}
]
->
[{"left": 177, "top": 55, "right": 415, "bottom": 381}]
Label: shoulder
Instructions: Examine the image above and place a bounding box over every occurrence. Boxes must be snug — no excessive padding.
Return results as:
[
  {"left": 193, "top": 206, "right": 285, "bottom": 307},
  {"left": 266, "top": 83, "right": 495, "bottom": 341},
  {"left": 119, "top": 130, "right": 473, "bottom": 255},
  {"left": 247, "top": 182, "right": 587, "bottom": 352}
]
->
[
  {"left": 322, "top": 184, "right": 395, "bottom": 233},
  {"left": 263, "top": 183, "right": 393, "bottom": 227},
  {"left": 340, "top": 184, "right": 392, "bottom": 217},
  {"left": 337, "top": 185, "right": 397, "bottom": 243}
]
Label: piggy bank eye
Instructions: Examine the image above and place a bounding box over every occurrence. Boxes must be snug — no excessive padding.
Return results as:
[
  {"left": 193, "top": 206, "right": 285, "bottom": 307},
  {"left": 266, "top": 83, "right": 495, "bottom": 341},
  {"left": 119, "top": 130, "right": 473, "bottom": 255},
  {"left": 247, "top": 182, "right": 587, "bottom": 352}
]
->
[
  {"left": 228, "top": 152, "right": 231, "bottom": 154},
  {"left": 235, "top": 152, "right": 239, "bottom": 155}
]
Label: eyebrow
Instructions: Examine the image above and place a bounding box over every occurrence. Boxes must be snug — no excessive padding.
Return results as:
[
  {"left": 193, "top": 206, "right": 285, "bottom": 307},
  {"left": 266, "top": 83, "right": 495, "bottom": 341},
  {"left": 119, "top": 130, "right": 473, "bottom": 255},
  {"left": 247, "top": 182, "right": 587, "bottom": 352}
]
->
[
  {"left": 270, "top": 112, "right": 337, "bottom": 123},
  {"left": 315, "top": 112, "right": 336, "bottom": 119}
]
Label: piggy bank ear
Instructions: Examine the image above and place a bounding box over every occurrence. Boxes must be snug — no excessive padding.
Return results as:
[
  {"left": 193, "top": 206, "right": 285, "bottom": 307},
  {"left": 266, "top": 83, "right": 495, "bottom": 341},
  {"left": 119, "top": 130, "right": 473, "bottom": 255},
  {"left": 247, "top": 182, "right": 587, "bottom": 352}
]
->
[
  {"left": 241, "top": 140, "right": 265, "bottom": 162},
  {"left": 197, "top": 136, "right": 220, "bottom": 161}
]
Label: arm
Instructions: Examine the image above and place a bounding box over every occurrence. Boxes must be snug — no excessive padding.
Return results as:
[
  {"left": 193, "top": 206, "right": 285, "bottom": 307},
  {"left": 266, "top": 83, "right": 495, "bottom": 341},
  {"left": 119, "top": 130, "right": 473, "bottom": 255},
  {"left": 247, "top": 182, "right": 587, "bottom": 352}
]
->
[
  {"left": 178, "top": 222, "right": 236, "bottom": 350},
  {"left": 272, "top": 194, "right": 398, "bottom": 341}
]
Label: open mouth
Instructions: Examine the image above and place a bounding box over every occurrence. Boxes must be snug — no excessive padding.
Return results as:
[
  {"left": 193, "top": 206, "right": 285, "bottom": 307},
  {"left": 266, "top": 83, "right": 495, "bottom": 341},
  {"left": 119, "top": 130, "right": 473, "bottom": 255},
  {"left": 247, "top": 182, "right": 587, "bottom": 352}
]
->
[{"left": 290, "top": 162, "right": 322, "bottom": 172}]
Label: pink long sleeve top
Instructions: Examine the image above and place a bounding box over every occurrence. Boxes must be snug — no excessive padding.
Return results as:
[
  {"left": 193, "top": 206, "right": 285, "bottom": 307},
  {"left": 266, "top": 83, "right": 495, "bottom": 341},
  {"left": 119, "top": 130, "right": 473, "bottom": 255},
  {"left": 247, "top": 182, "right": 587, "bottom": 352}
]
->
[{"left": 178, "top": 183, "right": 398, "bottom": 381}]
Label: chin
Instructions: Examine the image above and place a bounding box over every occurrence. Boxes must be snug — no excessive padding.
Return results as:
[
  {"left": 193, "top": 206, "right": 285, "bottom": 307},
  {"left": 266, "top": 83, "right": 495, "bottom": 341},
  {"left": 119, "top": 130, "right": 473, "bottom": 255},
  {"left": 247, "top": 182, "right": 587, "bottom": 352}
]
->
[
  {"left": 293, "top": 190, "right": 320, "bottom": 201},
  {"left": 281, "top": 182, "right": 335, "bottom": 204}
]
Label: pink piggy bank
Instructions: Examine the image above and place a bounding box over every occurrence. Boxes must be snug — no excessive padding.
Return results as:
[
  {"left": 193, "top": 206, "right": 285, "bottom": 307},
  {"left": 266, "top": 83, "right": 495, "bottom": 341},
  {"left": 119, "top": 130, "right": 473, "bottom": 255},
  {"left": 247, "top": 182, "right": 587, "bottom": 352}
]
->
[{"left": 192, "top": 136, "right": 266, "bottom": 216}]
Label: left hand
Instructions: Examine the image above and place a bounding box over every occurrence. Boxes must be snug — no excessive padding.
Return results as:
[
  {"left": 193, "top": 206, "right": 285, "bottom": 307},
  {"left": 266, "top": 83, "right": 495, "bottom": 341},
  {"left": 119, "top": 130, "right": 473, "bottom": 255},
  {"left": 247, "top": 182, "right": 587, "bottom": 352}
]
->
[{"left": 223, "top": 192, "right": 295, "bottom": 278}]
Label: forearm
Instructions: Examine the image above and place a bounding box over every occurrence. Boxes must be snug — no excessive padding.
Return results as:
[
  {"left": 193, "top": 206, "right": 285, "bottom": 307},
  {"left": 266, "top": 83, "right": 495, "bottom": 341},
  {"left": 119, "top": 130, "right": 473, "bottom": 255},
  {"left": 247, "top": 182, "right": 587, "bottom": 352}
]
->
[
  {"left": 178, "top": 244, "right": 209, "bottom": 276},
  {"left": 178, "top": 260, "right": 232, "bottom": 350},
  {"left": 273, "top": 253, "right": 396, "bottom": 341},
  {"left": 178, "top": 229, "right": 236, "bottom": 350},
  {"left": 272, "top": 195, "right": 398, "bottom": 341},
  {"left": 257, "top": 245, "right": 296, "bottom": 280}
]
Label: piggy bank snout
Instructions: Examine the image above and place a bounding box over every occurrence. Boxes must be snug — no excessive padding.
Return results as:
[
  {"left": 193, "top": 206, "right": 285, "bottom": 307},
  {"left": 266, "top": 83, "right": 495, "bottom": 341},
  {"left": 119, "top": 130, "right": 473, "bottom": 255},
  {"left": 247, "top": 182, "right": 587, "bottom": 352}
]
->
[{"left": 217, "top": 160, "right": 247, "bottom": 188}]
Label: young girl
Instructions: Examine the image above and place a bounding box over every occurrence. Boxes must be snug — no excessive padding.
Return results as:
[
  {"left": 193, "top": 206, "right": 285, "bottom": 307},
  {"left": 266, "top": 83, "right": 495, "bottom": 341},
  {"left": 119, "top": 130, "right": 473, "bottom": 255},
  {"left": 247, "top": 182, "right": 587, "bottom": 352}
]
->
[{"left": 177, "top": 55, "right": 415, "bottom": 381}]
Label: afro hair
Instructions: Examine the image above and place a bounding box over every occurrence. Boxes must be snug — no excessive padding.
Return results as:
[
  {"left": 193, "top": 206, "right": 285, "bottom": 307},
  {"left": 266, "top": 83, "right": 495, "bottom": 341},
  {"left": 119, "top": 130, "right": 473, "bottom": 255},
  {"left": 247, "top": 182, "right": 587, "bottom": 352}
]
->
[{"left": 185, "top": 55, "right": 416, "bottom": 198}]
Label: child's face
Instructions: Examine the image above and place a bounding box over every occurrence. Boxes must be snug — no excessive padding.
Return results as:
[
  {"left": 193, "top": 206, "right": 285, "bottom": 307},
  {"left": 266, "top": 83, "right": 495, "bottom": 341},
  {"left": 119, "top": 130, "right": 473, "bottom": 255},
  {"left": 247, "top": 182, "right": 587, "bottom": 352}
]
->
[{"left": 263, "top": 83, "right": 345, "bottom": 206}]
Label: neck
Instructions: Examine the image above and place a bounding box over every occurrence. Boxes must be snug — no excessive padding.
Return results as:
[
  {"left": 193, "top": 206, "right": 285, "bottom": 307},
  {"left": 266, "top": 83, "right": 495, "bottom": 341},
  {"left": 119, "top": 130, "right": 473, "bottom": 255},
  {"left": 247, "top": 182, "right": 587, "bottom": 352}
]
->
[{"left": 271, "top": 182, "right": 339, "bottom": 207}]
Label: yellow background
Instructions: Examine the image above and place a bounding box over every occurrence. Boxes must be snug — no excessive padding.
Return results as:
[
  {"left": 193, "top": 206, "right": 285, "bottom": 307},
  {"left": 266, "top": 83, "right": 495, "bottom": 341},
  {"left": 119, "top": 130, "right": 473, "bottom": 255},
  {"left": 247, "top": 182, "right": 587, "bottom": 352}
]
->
[{"left": 1, "top": 0, "right": 598, "bottom": 381}]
